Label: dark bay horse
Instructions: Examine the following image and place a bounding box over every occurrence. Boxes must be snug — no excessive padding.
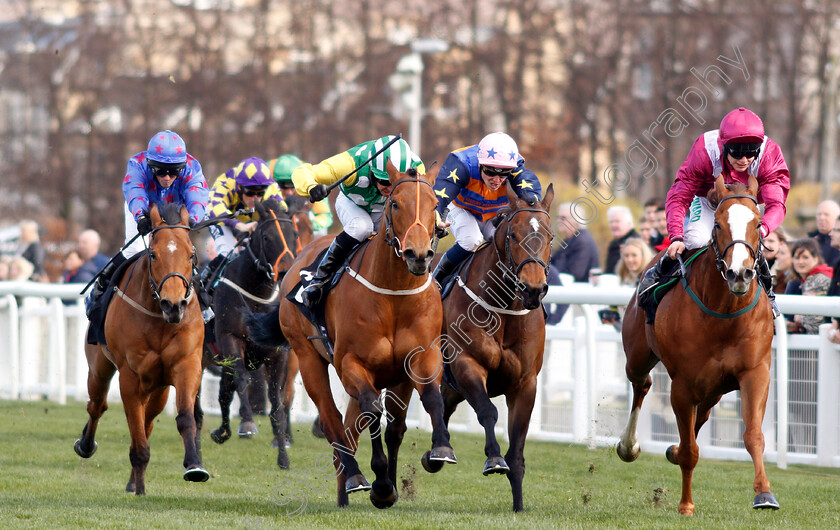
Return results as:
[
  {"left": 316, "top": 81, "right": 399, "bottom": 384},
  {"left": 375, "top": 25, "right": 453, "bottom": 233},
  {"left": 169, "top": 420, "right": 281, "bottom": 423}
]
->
[
  {"left": 250, "top": 162, "right": 456, "bottom": 509},
  {"left": 75, "top": 203, "right": 209, "bottom": 494},
  {"left": 427, "top": 185, "right": 555, "bottom": 512},
  {"left": 203, "top": 199, "right": 300, "bottom": 469},
  {"left": 617, "top": 175, "right": 778, "bottom": 515}
]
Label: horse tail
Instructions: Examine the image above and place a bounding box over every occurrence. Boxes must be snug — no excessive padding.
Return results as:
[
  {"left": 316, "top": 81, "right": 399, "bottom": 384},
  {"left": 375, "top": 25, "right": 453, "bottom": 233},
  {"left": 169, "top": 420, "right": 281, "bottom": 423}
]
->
[{"left": 246, "top": 304, "right": 287, "bottom": 347}]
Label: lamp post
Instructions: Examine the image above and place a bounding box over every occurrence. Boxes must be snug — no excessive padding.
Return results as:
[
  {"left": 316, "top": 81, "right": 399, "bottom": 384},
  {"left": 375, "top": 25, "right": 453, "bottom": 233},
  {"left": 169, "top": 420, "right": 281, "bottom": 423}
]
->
[{"left": 390, "top": 38, "right": 449, "bottom": 157}]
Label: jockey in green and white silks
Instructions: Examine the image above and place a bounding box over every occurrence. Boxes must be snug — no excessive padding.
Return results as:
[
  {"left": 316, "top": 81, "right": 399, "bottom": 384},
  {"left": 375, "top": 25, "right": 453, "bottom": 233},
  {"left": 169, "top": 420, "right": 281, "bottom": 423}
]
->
[{"left": 291, "top": 135, "right": 426, "bottom": 307}]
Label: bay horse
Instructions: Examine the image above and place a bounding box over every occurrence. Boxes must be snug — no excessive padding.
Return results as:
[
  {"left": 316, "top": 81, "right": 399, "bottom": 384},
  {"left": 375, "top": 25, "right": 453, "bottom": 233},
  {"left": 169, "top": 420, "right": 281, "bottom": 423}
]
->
[
  {"left": 427, "top": 185, "right": 555, "bottom": 512},
  {"left": 75, "top": 203, "right": 209, "bottom": 494},
  {"left": 617, "top": 175, "right": 778, "bottom": 515},
  {"left": 250, "top": 162, "right": 456, "bottom": 509},
  {"left": 202, "top": 199, "right": 300, "bottom": 469}
]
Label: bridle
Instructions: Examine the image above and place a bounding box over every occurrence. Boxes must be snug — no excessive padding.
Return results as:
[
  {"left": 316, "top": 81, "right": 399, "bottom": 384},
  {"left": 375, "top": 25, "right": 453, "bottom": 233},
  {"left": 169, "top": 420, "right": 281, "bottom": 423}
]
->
[
  {"left": 383, "top": 177, "right": 435, "bottom": 258},
  {"left": 710, "top": 193, "right": 762, "bottom": 282},
  {"left": 146, "top": 224, "right": 196, "bottom": 303},
  {"left": 245, "top": 209, "right": 297, "bottom": 283},
  {"left": 497, "top": 207, "right": 554, "bottom": 277}
]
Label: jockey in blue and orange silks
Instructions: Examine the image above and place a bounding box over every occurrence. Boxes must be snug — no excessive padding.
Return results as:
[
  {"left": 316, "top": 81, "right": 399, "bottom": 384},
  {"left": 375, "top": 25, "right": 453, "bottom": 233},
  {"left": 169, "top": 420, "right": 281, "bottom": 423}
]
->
[
  {"left": 432, "top": 131, "right": 543, "bottom": 286},
  {"left": 90, "top": 130, "right": 209, "bottom": 302}
]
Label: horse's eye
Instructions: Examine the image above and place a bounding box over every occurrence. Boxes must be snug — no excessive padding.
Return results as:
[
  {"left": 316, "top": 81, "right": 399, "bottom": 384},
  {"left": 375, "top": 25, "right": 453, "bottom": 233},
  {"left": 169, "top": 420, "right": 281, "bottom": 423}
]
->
[
  {"left": 149, "top": 252, "right": 157, "bottom": 261},
  {"left": 391, "top": 202, "right": 400, "bottom": 211}
]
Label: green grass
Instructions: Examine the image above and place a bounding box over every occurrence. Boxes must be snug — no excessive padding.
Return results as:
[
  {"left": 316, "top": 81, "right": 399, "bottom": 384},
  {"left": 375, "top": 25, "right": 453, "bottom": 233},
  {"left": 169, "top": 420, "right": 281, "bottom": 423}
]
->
[{"left": 1, "top": 399, "right": 839, "bottom": 529}]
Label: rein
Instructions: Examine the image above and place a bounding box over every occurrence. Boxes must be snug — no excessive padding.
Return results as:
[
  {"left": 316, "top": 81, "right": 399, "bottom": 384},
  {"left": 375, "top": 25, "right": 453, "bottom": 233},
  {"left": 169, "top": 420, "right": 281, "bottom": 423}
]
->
[{"left": 146, "top": 224, "right": 195, "bottom": 303}]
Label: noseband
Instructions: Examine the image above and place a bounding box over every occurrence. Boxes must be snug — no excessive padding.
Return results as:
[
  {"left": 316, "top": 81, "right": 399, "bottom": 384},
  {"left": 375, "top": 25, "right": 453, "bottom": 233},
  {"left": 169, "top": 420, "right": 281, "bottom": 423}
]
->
[
  {"left": 499, "top": 207, "right": 554, "bottom": 276},
  {"left": 383, "top": 178, "right": 435, "bottom": 258},
  {"left": 710, "top": 194, "right": 761, "bottom": 281},
  {"left": 147, "top": 224, "right": 196, "bottom": 303}
]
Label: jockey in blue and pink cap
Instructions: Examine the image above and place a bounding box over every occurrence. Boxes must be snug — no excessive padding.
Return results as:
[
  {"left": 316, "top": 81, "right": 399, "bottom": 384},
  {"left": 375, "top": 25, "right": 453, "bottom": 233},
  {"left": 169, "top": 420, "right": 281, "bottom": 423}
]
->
[
  {"left": 637, "top": 107, "right": 791, "bottom": 318},
  {"left": 90, "top": 130, "right": 209, "bottom": 302}
]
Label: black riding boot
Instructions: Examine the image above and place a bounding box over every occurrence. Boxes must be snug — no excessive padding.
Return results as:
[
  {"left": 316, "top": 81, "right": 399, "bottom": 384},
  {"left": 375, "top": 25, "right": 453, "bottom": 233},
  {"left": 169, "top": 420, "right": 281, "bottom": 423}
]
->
[
  {"left": 756, "top": 254, "right": 781, "bottom": 319},
  {"left": 301, "top": 232, "right": 359, "bottom": 308},
  {"left": 91, "top": 253, "right": 127, "bottom": 301},
  {"left": 637, "top": 254, "right": 676, "bottom": 301},
  {"left": 433, "top": 254, "right": 460, "bottom": 288}
]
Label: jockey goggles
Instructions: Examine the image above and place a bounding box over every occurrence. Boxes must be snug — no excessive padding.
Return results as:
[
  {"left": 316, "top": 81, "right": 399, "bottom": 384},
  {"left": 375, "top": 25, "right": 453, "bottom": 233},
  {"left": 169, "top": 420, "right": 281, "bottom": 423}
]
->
[
  {"left": 481, "top": 165, "right": 513, "bottom": 179},
  {"left": 725, "top": 143, "right": 761, "bottom": 160},
  {"left": 242, "top": 186, "right": 267, "bottom": 197},
  {"left": 149, "top": 161, "right": 186, "bottom": 178}
]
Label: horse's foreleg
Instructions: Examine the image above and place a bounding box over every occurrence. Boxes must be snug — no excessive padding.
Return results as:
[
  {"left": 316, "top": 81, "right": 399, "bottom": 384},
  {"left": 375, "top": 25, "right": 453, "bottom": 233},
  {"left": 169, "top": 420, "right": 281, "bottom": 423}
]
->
[
  {"left": 441, "top": 379, "right": 466, "bottom": 426},
  {"left": 669, "top": 382, "right": 699, "bottom": 515},
  {"left": 293, "top": 346, "right": 365, "bottom": 507},
  {"left": 617, "top": 343, "right": 658, "bottom": 463},
  {"left": 450, "top": 359, "right": 502, "bottom": 475},
  {"left": 694, "top": 395, "right": 722, "bottom": 438},
  {"left": 75, "top": 344, "right": 116, "bottom": 459},
  {"left": 355, "top": 387, "right": 397, "bottom": 510},
  {"left": 504, "top": 379, "right": 538, "bottom": 512},
  {"left": 383, "top": 383, "right": 413, "bottom": 491},
  {"left": 234, "top": 360, "right": 258, "bottom": 437},
  {"left": 210, "top": 364, "right": 235, "bottom": 444},
  {"left": 193, "top": 382, "right": 204, "bottom": 460},
  {"left": 739, "top": 367, "right": 778, "bottom": 510},
  {"left": 144, "top": 387, "right": 170, "bottom": 438},
  {"left": 119, "top": 371, "right": 149, "bottom": 495},
  {"left": 172, "top": 356, "right": 210, "bottom": 483},
  {"left": 266, "top": 350, "right": 290, "bottom": 469},
  {"left": 283, "top": 349, "right": 299, "bottom": 445}
]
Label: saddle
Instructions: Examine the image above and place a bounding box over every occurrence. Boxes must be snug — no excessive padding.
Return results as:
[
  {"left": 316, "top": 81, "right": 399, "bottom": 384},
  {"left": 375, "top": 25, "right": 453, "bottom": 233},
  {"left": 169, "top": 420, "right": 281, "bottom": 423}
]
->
[
  {"left": 285, "top": 240, "right": 370, "bottom": 362},
  {"left": 638, "top": 247, "right": 707, "bottom": 324},
  {"left": 86, "top": 253, "right": 144, "bottom": 345}
]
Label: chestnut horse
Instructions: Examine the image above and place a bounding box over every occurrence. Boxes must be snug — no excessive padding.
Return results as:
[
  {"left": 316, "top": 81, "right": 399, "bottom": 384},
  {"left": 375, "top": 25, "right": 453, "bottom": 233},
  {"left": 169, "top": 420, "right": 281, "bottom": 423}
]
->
[
  {"left": 617, "top": 175, "right": 778, "bottom": 515},
  {"left": 202, "top": 199, "right": 299, "bottom": 469},
  {"left": 250, "top": 162, "right": 456, "bottom": 509},
  {"left": 427, "top": 185, "right": 555, "bottom": 512},
  {"left": 75, "top": 203, "right": 209, "bottom": 494}
]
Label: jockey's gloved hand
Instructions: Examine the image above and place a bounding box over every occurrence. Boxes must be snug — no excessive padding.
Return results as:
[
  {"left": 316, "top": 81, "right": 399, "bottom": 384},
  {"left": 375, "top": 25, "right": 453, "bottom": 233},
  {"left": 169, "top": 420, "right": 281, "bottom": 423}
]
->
[
  {"left": 188, "top": 217, "right": 196, "bottom": 228},
  {"left": 136, "top": 213, "right": 152, "bottom": 235},
  {"left": 308, "top": 184, "right": 329, "bottom": 203}
]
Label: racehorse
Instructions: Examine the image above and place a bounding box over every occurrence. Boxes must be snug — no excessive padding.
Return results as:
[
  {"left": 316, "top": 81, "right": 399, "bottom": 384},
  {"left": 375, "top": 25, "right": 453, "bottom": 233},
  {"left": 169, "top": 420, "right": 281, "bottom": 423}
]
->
[
  {"left": 250, "top": 162, "right": 456, "bottom": 509},
  {"left": 617, "top": 175, "right": 778, "bottom": 515},
  {"left": 202, "top": 199, "right": 300, "bottom": 469},
  {"left": 74, "top": 203, "right": 209, "bottom": 494},
  {"left": 426, "top": 185, "right": 555, "bottom": 512}
]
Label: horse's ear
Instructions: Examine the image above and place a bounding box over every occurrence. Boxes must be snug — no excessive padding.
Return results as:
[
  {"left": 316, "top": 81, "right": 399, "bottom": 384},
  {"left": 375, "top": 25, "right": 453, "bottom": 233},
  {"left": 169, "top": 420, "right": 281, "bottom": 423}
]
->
[
  {"left": 385, "top": 159, "right": 401, "bottom": 183},
  {"left": 150, "top": 204, "right": 163, "bottom": 226},
  {"left": 747, "top": 174, "right": 759, "bottom": 197},
  {"left": 541, "top": 183, "right": 555, "bottom": 211},
  {"left": 505, "top": 183, "right": 520, "bottom": 207},
  {"left": 422, "top": 163, "right": 439, "bottom": 185},
  {"left": 179, "top": 206, "right": 189, "bottom": 226}
]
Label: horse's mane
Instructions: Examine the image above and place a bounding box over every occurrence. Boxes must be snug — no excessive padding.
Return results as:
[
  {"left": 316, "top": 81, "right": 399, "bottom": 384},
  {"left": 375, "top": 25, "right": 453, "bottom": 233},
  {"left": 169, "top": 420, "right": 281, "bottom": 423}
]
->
[
  {"left": 283, "top": 195, "right": 308, "bottom": 215},
  {"left": 259, "top": 198, "right": 289, "bottom": 217},
  {"left": 158, "top": 203, "right": 185, "bottom": 226}
]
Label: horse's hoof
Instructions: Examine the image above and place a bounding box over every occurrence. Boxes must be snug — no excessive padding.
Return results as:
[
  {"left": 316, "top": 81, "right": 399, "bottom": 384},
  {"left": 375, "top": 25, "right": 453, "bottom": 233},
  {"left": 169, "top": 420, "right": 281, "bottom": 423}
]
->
[
  {"left": 483, "top": 456, "right": 510, "bottom": 476},
  {"left": 421, "top": 451, "right": 444, "bottom": 473},
  {"left": 753, "top": 491, "right": 780, "bottom": 510},
  {"left": 369, "top": 483, "right": 397, "bottom": 509},
  {"left": 74, "top": 438, "right": 97, "bottom": 459},
  {"left": 210, "top": 427, "right": 231, "bottom": 444},
  {"left": 345, "top": 474, "right": 371, "bottom": 494},
  {"left": 665, "top": 445, "right": 679, "bottom": 465},
  {"left": 616, "top": 440, "right": 640, "bottom": 462},
  {"left": 277, "top": 452, "right": 290, "bottom": 470},
  {"left": 125, "top": 480, "right": 135, "bottom": 493},
  {"left": 285, "top": 440, "right": 292, "bottom": 449},
  {"left": 238, "top": 421, "right": 258, "bottom": 438},
  {"left": 429, "top": 446, "right": 457, "bottom": 464},
  {"left": 183, "top": 466, "right": 210, "bottom": 482}
]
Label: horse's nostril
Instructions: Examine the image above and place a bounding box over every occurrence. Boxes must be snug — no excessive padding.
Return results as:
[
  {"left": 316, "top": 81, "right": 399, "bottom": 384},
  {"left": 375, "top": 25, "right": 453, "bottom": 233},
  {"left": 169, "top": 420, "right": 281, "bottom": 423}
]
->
[
  {"left": 725, "top": 270, "right": 737, "bottom": 282},
  {"left": 425, "top": 249, "right": 435, "bottom": 261},
  {"left": 403, "top": 249, "right": 417, "bottom": 260}
]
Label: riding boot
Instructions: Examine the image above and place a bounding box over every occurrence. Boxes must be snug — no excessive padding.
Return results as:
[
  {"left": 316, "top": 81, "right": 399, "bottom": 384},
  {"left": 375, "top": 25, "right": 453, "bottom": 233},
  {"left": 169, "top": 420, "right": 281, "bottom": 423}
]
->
[
  {"left": 199, "top": 255, "right": 225, "bottom": 296},
  {"left": 756, "top": 253, "right": 781, "bottom": 319},
  {"left": 91, "top": 253, "right": 127, "bottom": 302},
  {"left": 301, "top": 232, "right": 360, "bottom": 308},
  {"left": 637, "top": 254, "right": 676, "bottom": 301},
  {"left": 433, "top": 243, "right": 472, "bottom": 288}
]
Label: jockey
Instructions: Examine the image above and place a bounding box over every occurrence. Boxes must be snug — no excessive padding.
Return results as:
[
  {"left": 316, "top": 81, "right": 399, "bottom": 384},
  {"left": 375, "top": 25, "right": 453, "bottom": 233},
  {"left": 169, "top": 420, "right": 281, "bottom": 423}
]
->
[
  {"left": 270, "top": 154, "right": 334, "bottom": 236},
  {"left": 432, "top": 131, "right": 543, "bottom": 286},
  {"left": 90, "top": 130, "right": 209, "bottom": 301},
  {"left": 292, "top": 135, "right": 425, "bottom": 308},
  {"left": 201, "top": 157, "right": 286, "bottom": 285},
  {"left": 637, "top": 107, "right": 791, "bottom": 318}
]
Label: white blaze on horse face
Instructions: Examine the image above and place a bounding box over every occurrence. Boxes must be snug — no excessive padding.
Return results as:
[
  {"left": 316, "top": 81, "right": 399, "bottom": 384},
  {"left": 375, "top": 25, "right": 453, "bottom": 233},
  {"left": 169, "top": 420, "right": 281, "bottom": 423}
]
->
[
  {"left": 529, "top": 218, "right": 540, "bottom": 233},
  {"left": 727, "top": 203, "right": 754, "bottom": 272},
  {"left": 167, "top": 240, "right": 178, "bottom": 254}
]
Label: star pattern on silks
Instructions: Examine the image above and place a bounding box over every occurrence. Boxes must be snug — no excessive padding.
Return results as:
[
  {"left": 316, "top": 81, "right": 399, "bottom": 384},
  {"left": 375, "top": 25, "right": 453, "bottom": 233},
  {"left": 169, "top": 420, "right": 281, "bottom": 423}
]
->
[
  {"left": 486, "top": 147, "right": 498, "bottom": 159},
  {"left": 517, "top": 181, "right": 534, "bottom": 190},
  {"left": 509, "top": 151, "right": 517, "bottom": 161},
  {"left": 123, "top": 174, "right": 131, "bottom": 184},
  {"left": 435, "top": 188, "right": 449, "bottom": 199},
  {"left": 163, "top": 194, "right": 176, "bottom": 203},
  {"left": 447, "top": 169, "right": 459, "bottom": 182}
]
